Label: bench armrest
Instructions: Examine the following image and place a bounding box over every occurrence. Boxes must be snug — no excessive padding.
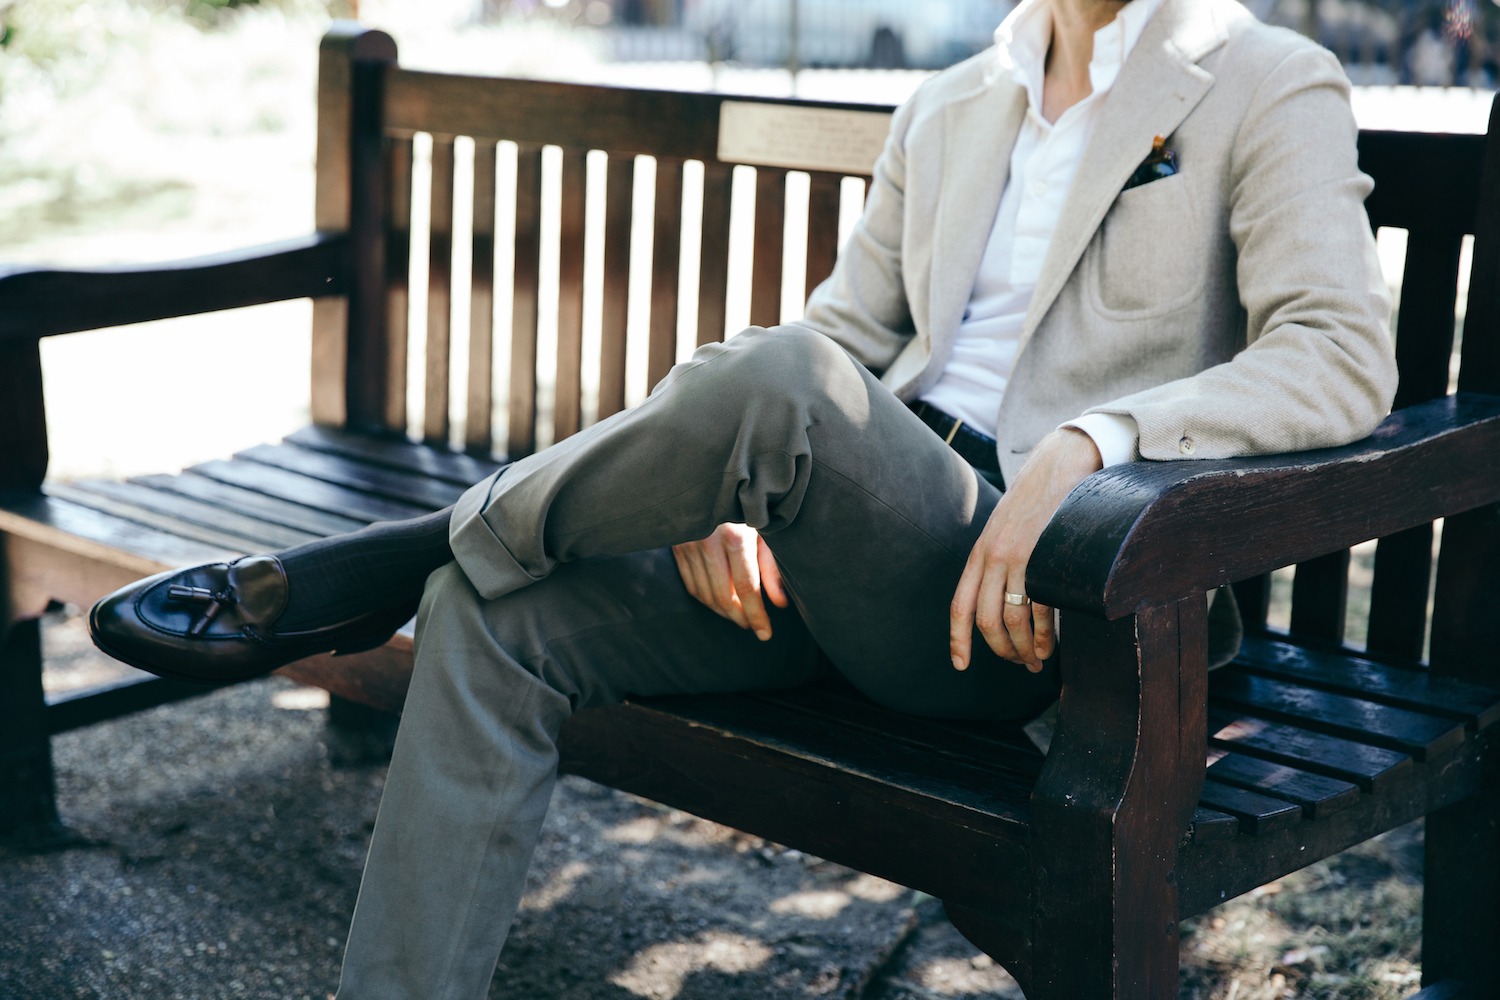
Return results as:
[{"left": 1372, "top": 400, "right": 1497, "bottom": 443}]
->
[
  {"left": 1030, "top": 393, "right": 1500, "bottom": 619},
  {"left": 0, "top": 233, "right": 348, "bottom": 343}
]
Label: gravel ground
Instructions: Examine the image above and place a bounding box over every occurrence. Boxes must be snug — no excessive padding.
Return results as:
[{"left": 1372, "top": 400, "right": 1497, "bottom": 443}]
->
[{"left": 1, "top": 609, "right": 1427, "bottom": 1000}]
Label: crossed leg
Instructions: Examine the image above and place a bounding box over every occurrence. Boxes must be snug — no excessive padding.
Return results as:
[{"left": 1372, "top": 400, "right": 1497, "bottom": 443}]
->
[{"left": 336, "top": 325, "right": 1058, "bottom": 1000}]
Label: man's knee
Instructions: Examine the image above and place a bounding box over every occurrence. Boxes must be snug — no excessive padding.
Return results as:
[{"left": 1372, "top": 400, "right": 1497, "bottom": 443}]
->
[{"left": 694, "top": 324, "right": 861, "bottom": 405}]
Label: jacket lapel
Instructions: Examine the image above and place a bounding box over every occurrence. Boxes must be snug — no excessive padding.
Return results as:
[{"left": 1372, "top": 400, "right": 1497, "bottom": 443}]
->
[
  {"left": 925, "top": 74, "right": 1028, "bottom": 370},
  {"left": 1019, "top": 0, "right": 1228, "bottom": 347}
]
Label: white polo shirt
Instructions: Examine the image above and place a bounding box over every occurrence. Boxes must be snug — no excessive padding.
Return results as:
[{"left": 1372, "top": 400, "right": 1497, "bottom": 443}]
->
[{"left": 918, "top": 0, "right": 1163, "bottom": 468}]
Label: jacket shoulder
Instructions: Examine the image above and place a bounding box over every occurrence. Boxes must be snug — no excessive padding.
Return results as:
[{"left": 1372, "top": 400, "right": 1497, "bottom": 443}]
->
[{"left": 900, "top": 47, "right": 999, "bottom": 113}]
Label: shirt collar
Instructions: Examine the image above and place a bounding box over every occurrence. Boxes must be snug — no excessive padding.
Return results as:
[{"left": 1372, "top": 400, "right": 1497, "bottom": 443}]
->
[{"left": 992, "top": 0, "right": 1167, "bottom": 115}]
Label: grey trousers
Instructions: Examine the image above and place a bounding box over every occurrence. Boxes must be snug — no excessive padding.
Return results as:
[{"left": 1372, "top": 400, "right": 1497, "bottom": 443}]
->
[{"left": 335, "top": 326, "right": 1060, "bottom": 1000}]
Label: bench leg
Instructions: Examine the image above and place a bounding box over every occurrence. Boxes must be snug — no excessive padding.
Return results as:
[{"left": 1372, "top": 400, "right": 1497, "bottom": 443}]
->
[
  {"left": 1422, "top": 734, "right": 1500, "bottom": 998},
  {"left": 326, "top": 692, "right": 401, "bottom": 765},
  {"left": 0, "top": 617, "right": 73, "bottom": 849}
]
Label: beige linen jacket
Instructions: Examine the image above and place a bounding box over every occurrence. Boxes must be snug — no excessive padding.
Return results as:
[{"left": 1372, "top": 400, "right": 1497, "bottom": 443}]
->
[{"left": 799, "top": 0, "right": 1398, "bottom": 486}]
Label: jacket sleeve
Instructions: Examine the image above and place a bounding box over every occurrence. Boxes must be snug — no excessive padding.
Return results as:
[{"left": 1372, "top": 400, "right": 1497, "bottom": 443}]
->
[
  {"left": 795, "top": 90, "right": 921, "bottom": 374},
  {"left": 1086, "top": 45, "right": 1398, "bottom": 460}
]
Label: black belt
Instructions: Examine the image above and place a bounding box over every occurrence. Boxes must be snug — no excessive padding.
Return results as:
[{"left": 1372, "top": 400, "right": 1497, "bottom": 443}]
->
[{"left": 908, "top": 401, "right": 1004, "bottom": 489}]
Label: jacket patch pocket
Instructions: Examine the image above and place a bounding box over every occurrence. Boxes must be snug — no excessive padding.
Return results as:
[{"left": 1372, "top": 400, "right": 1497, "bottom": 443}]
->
[{"left": 1091, "top": 174, "right": 1204, "bottom": 318}]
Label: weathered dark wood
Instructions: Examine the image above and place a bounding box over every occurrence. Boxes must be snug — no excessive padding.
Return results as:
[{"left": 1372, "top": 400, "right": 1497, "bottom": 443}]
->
[
  {"left": 188, "top": 459, "right": 431, "bottom": 523},
  {"left": 599, "top": 155, "right": 634, "bottom": 419},
  {"left": 1234, "top": 634, "right": 1500, "bottom": 730},
  {"left": 47, "top": 672, "right": 227, "bottom": 734},
  {"left": 1231, "top": 574, "right": 1271, "bottom": 632},
  {"left": 1205, "top": 751, "right": 1360, "bottom": 819},
  {"left": 0, "top": 340, "right": 48, "bottom": 492},
  {"left": 1207, "top": 706, "right": 1411, "bottom": 792},
  {"left": 647, "top": 158, "right": 682, "bottom": 392},
  {"left": 1289, "top": 548, "right": 1350, "bottom": 642},
  {"left": 130, "top": 472, "right": 367, "bottom": 536},
  {"left": 383, "top": 136, "right": 413, "bottom": 434},
  {"left": 0, "top": 235, "right": 348, "bottom": 344},
  {"left": 57, "top": 480, "right": 318, "bottom": 550},
  {"left": 1423, "top": 739, "right": 1500, "bottom": 993},
  {"left": 554, "top": 148, "right": 587, "bottom": 442},
  {"left": 804, "top": 171, "right": 842, "bottom": 300},
  {"left": 1187, "top": 807, "right": 1239, "bottom": 843},
  {"left": 1454, "top": 96, "right": 1500, "bottom": 397},
  {"left": 1028, "top": 600, "right": 1206, "bottom": 998},
  {"left": 384, "top": 70, "right": 893, "bottom": 165},
  {"left": 1359, "top": 130, "right": 1485, "bottom": 233},
  {"left": 42, "top": 483, "right": 257, "bottom": 555},
  {"left": 1367, "top": 523, "right": 1434, "bottom": 661},
  {"left": 232, "top": 444, "right": 464, "bottom": 509},
  {"left": 1031, "top": 394, "right": 1500, "bottom": 620},
  {"left": 0, "top": 619, "right": 62, "bottom": 842},
  {"left": 508, "top": 145, "right": 543, "bottom": 459},
  {"left": 1393, "top": 229, "right": 1464, "bottom": 409},
  {"left": 466, "top": 140, "right": 498, "bottom": 453},
  {"left": 696, "top": 161, "right": 734, "bottom": 346},
  {"left": 424, "top": 135, "right": 456, "bottom": 446},
  {"left": 0, "top": 493, "right": 239, "bottom": 570},
  {"left": 1407, "top": 982, "right": 1476, "bottom": 1000},
  {"left": 344, "top": 53, "right": 395, "bottom": 432},
  {"left": 750, "top": 168, "right": 786, "bottom": 329},
  {"left": 1197, "top": 778, "right": 1302, "bottom": 834},
  {"left": 284, "top": 424, "right": 501, "bottom": 487}
]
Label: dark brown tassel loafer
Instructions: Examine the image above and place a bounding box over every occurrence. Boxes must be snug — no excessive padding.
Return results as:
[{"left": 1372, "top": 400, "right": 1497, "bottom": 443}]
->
[{"left": 89, "top": 555, "right": 418, "bottom": 683}]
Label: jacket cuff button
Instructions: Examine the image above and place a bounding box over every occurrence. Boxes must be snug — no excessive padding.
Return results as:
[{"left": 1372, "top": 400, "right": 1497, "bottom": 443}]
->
[{"left": 1178, "top": 436, "right": 1195, "bottom": 455}]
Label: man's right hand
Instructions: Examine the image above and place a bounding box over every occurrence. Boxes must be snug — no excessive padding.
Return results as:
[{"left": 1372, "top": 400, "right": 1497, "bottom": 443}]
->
[{"left": 672, "top": 523, "right": 788, "bottom": 641}]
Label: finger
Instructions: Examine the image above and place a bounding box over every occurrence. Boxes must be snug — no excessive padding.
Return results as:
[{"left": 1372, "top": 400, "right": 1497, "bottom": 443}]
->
[
  {"left": 975, "top": 558, "right": 1021, "bottom": 663},
  {"left": 676, "top": 544, "right": 722, "bottom": 620},
  {"left": 949, "top": 551, "right": 983, "bottom": 671},
  {"left": 1031, "top": 601, "right": 1056, "bottom": 669},
  {"left": 727, "top": 533, "right": 773, "bottom": 641},
  {"left": 671, "top": 545, "right": 699, "bottom": 603},
  {"left": 1002, "top": 568, "right": 1037, "bottom": 667},
  {"left": 757, "top": 536, "right": 789, "bottom": 609},
  {"left": 703, "top": 536, "right": 751, "bottom": 628}
]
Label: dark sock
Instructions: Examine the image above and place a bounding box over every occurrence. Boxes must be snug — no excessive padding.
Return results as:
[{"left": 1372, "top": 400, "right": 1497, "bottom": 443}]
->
[{"left": 272, "top": 506, "right": 455, "bottom": 632}]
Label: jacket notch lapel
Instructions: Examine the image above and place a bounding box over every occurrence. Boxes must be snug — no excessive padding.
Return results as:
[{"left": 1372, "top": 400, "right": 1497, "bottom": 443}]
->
[{"left": 1018, "top": 0, "right": 1228, "bottom": 349}]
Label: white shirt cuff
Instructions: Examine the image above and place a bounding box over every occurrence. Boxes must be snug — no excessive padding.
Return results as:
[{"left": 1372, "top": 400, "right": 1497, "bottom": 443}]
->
[{"left": 1061, "top": 413, "right": 1139, "bottom": 468}]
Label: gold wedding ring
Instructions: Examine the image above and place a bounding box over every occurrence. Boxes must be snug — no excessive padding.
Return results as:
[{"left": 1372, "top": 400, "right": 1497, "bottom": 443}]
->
[{"left": 1004, "top": 592, "right": 1031, "bottom": 606}]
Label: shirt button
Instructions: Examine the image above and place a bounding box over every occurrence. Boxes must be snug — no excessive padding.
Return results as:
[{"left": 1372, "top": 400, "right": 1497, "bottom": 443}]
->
[
  {"left": 1179, "top": 436, "right": 1195, "bottom": 455},
  {"left": 1031, "top": 180, "right": 1047, "bottom": 197}
]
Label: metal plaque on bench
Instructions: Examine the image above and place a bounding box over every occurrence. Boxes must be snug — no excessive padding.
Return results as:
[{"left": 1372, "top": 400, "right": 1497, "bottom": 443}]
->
[{"left": 716, "top": 101, "right": 893, "bottom": 176}]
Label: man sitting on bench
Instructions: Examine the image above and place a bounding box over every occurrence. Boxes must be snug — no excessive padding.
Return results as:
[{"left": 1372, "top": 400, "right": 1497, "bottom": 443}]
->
[{"left": 89, "top": 0, "right": 1397, "bottom": 995}]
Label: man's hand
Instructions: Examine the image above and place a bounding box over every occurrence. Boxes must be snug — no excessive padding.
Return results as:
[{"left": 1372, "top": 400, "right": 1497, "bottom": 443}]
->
[
  {"left": 673, "top": 523, "right": 789, "bottom": 640},
  {"left": 950, "top": 428, "right": 1103, "bottom": 673}
]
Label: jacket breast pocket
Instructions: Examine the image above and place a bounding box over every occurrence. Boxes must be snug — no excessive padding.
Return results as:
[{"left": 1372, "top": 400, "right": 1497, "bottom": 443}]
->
[{"left": 1089, "top": 174, "right": 1205, "bottom": 319}]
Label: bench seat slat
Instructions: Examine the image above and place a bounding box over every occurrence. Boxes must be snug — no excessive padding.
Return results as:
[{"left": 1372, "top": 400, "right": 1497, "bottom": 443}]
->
[
  {"left": 129, "top": 472, "right": 367, "bottom": 537},
  {"left": 0, "top": 492, "right": 239, "bottom": 571},
  {"left": 284, "top": 425, "right": 503, "bottom": 487},
  {"left": 1205, "top": 751, "right": 1362, "bottom": 820},
  {"left": 1197, "top": 779, "right": 1304, "bottom": 835},
  {"left": 1207, "top": 707, "right": 1412, "bottom": 793},
  {"left": 1210, "top": 670, "right": 1467, "bottom": 761},
  {"left": 1235, "top": 635, "right": 1500, "bottom": 730},
  {"left": 234, "top": 443, "right": 466, "bottom": 510},
  {"left": 43, "top": 483, "right": 259, "bottom": 555},
  {"left": 1188, "top": 807, "right": 1240, "bottom": 844},
  {"left": 189, "top": 458, "right": 433, "bottom": 522},
  {"left": 59, "top": 480, "right": 319, "bottom": 550}
]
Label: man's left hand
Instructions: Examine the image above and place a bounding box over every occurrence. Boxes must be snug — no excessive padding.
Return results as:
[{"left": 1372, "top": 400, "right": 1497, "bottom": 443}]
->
[{"left": 949, "top": 428, "right": 1103, "bottom": 673}]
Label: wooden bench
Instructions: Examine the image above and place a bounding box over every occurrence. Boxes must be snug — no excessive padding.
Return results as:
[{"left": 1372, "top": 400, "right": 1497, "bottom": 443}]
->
[{"left": 4, "top": 23, "right": 1500, "bottom": 997}]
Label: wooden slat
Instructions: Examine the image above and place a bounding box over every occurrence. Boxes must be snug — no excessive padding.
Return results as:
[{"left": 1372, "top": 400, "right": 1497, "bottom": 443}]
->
[
  {"left": 508, "top": 144, "right": 543, "bottom": 459},
  {"left": 804, "top": 171, "right": 842, "bottom": 300},
  {"left": 1197, "top": 778, "right": 1303, "bottom": 835},
  {"left": 1234, "top": 634, "right": 1500, "bottom": 730},
  {"left": 384, "top": 136, "right": 414, "bottom": 434},
  {"left": 129, "top": 472, "right": 367, "bottom": 536},
  {"left": 1207, "top": 707, "right": 1412, "bottom": 793},
  {"left": 598, "top": 154, "right": 634, "bottom": 420},
  {"left": 1206, "top": 751, "right": 1361, "bottom": 820},
  {"left": 1231, "top": 574, "right": 1272, "bottom": 633},
  {"left": 647, "top": 157, "right": 682, "bottom": 393},
  {"left": 1210, "top": 671, "right": 1465, "bottom": 761},
  {"left": 47, "top": 673, "right": 226, "bottom": 735},
  {"left": 696, "top": 160, "right": 734, "bottom": 346},
  {"left": 233, "top": 443, "right": 465, "bottom": 509},
  {"left": 750, "top": 167, "right": 786, "bottom": 329},
  {"left": 554, "top": 148, "right": 587, "bottom": 442},
  {"left": 42, "top": 483, "right": 256, "bottom": 555},
  {"left": 0, "top": 339, "right": 47, "bottom": 490},
  {"left": 466, "top": 139, "right": 498, "bottom": 453},
  {"left": 1187, "top": 807, "right": 1239, "bottom": 844},
  {"left": 58, "top": 480, "right": 318, "bottom": 550},
  {"left": 424, "top": 135, "right": 456, "bottom": 446},
  {"left": 1367, "top": 523, "right": 1434, "bottom": 661},
  {"left": 1289, "top": 548, "right": 1350, "bottom": 642},
  {"left": 188, "top": 459, "right": 431, "bottom": 523},
  {"left": 0, "top": 493, "right": 239, "bottom": 572},
  {"left": 1360, "top": 131, "right": 1486, "bottom": 233},
  {"left": 1393, "top": 229, "right": 1464, "bottom": 410},
  {"left": 284, "top": 425, "right": 502, "bottom": 487}
]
